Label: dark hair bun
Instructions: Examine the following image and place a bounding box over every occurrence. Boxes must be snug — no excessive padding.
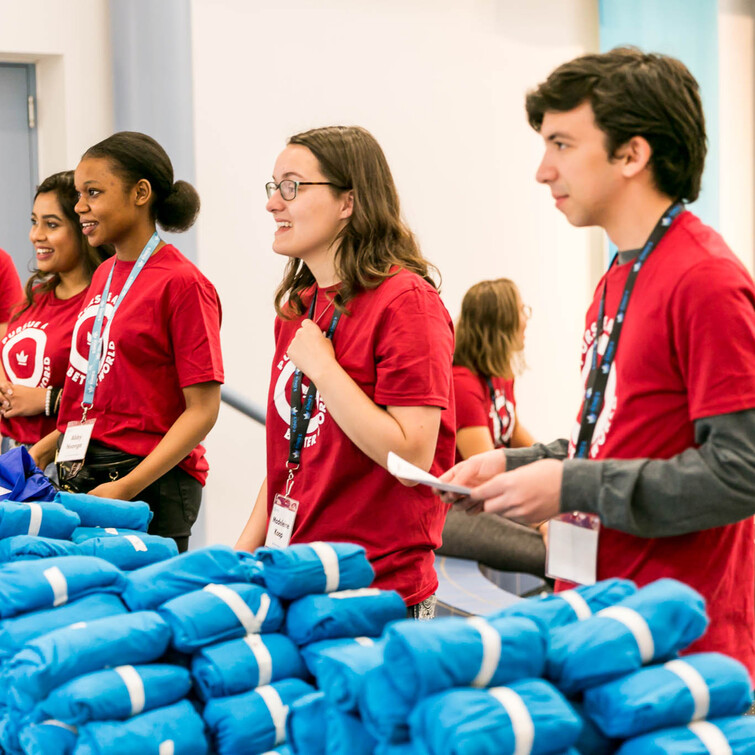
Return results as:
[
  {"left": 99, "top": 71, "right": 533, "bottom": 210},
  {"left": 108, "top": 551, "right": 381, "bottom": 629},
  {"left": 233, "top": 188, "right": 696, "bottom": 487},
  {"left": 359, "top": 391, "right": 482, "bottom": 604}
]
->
[{"left": 156, "top": 180, "right": 200, "bottom": 232}]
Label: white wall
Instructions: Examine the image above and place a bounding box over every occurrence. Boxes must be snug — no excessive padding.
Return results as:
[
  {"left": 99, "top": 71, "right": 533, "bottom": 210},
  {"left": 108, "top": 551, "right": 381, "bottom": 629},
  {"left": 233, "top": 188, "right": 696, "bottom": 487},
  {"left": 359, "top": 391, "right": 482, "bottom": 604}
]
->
[
  {"left": 0, "top": 0, "right": 113, "bottom": 179},
  {"left": 191, "top": 0, "right": 600, "bottom": 546}
]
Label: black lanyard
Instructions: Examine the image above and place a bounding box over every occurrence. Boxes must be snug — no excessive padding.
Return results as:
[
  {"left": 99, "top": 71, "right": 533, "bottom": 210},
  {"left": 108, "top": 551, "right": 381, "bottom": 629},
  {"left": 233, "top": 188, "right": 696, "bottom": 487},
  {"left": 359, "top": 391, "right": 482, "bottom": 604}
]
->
[
  {"left": 574, "top": 203, "right": 684, "bottom": 459},
  {"left": 288, "top": 290, "right": 341, "bottom": 466},
  {"left": 485, "top": 377, "right": 505, "bottom": 447}
]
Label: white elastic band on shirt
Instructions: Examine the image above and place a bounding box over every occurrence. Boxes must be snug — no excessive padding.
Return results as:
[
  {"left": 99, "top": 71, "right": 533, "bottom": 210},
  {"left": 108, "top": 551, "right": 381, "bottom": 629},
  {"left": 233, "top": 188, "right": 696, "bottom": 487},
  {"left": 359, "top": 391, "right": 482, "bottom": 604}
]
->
[
  {"left": 43, "top": 566, "right": 68, "bottom": 607},
  {"left": 158, "top": 740, "right": 175, "bottom": 755},
  {"left": 467, "top": 617, "right": 502, "bottom": 688},
  {"left": 203, "top": 583, "right": 270, "bottom": 633},
  {"left": 24, "top": 502, "right": 43, "bottom": 536},
  {"left": 355, "top": 637, "right": 375, "bottom": 647},
  {"left": 489, "top": 687, "right": 535, "bottom": 755},
  {"left": 687, "top": 721, "right": 733, "bottom": 755},
  {"left": 256, "top": 685, "right": 287, "bottom": 745},
  {"left": 665, "top": 659, "right": 711, "bottom": 721},
  {"left": 309, "top": 541, "right": 340, "bottom": 592},
  {"left": 598, "top": 606, "right": 655, "bottom": 663},
  {"left": 114, "top": 665, "right": 146, "bottom": 716},
  {"left": 558, "top": 589, "right": 592, "bottom": 621},
  {"left": 105, "top": 527, "right": 118, "bottom": 534},
  {"left": 42, "top": 720, "right": 78, "bottom": 733},
  {"left": 244, "top": 634, "right": 273, "bottom": 686},
  {"left": 330, "top": 588, "right": 381, "bottom": 599},
  {"left": 124, "top": 535, "right": 147, "bottom": 552}
]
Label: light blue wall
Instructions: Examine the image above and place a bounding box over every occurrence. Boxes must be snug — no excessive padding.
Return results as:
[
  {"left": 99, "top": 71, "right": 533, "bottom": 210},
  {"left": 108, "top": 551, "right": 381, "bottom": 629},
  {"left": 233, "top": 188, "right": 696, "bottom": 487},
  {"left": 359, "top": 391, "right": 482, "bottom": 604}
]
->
[
  {"left": 599, "top": 0, "right": 719, "bottom": 230},
  {"left": 109, "top": 0, "right": 197, "bottom": 260}
]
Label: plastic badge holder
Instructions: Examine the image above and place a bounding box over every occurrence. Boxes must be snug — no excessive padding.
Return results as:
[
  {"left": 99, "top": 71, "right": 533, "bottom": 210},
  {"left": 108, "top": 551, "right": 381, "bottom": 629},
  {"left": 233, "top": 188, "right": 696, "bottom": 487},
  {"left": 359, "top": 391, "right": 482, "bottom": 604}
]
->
[{"left": 546, "top": 511, "right": 601, "bottom": 585}]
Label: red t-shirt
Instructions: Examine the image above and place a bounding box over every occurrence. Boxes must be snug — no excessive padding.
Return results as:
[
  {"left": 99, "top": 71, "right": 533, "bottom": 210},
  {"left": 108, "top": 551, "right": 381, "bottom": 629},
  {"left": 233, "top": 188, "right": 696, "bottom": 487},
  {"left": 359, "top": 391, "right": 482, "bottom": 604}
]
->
[
  {"left": 453, "top": 365, "right": 516, "bottom": 462},
  {"left": 0, "top": 249, "right": 23, "bottom": 324},
  {"left": 1, "top": 288, "right": 89, "bottom": 443},
  {"left": 266, "top": 269, "right": 455, "bottom": 604},
  {"left": 566, "top": 211, "right": 755, "bottom": 676},
  {"left": 57, "top": 245, "right": 224, "bottom": 484}
]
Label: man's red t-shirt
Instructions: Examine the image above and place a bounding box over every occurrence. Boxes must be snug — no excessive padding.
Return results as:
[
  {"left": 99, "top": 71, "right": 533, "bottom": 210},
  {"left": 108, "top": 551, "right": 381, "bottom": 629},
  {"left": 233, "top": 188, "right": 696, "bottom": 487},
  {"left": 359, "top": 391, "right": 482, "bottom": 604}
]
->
[
  {"left": 567, "top": 211, "right": 755, "bottom": 676},
  {"left": 57, "top": 245, "right": 224, "bottom": 484},
  {"left": 266, "top": 269, "right": 455, "bottom": 604}
]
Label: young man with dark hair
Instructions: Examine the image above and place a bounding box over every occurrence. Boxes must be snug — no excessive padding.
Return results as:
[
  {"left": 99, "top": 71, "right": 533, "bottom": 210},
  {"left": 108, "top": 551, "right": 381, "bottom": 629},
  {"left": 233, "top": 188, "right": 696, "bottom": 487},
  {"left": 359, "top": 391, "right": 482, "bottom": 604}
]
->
[{"left": 442, "top": 47, "right": 755, "bottom": 677}]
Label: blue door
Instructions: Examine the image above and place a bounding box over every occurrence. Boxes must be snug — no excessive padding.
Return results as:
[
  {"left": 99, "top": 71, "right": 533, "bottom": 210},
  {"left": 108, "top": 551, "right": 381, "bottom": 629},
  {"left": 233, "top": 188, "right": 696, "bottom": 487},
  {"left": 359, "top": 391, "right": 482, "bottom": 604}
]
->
[{"left": 0, "top": 64, "right": 38, "bottom": 279}]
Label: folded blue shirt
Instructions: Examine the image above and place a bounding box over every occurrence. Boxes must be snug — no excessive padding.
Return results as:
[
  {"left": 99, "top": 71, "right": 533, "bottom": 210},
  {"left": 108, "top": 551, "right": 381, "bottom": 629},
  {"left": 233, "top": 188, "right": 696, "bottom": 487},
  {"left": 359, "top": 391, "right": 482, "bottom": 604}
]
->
[
  {"left": 359, "top": 666, "right": 413, "bottom": 744},
  {"left": 0, "top": 593, "right": 127, "bottom": 660},
  {"left": 53, "top": 492, "right": 152, "bottom": 531},
  {"left": 74, "top": 699, "right": 208, "bottom": 755},
  {"left": 192, "top": 633, "right": 306, "bottom": 701},
  {"left": 616, "top": 716, "right": 755, "bottom": 754},
  {"left": 76, "top": 534, "right": 178, "bottom": 571},
  {"left": 300, "top": 636, "right": 383, "bottom": 712},
  {"left": 31, "top": 664, "right": 192, "bottom": 725},
  {"left": 253, "top": 542, "right": 374, "bottom": 599},
  {"left": 326, "top": 705, "right": 377, "bottom": 755},
  {"left": 383, "top": 615, "right": 546, "bottom": 706},
  {"left": 71, "top": 526, "right": 151, "bottom": 543},
  {"left": 285, "top": 691, "right": 327, "bottom": 755},
  {"left": 0, "top": 535, "right": 81, "bottom": 563},
  {"left": 546, "top": 578, "right": 709, "bottom": 694},
  {"left": 409, "top": 679, "right": 582, "bottom": 755},
  {"left": 17, "top": 719, "right": 77, "bottom": 755},
  {"left": 122, "top": 545, "right": 256, "bottom": 611},
  {"left": 285, "top": 588, "right": 406, "bottom": 646},
  {"left": 0, "top": 556, "right": 126, "bottom": 619},
  {"left": 203, "top": 678, "right": 315, "bottom": 755},
  {"left": 159, "top": 582, "right": 284, "bottom": 653},
  {"left": 0, "top": 500, "right": 79, "bottom": 540},
  {"left": 583, "top": 652, "right": 753, "bottom": 738},
  {"left": 2, "top": 611, "right": 171, "bottom": 711},
  {"left": 0, "top": 447, "right": 55, "bottom": 503}
]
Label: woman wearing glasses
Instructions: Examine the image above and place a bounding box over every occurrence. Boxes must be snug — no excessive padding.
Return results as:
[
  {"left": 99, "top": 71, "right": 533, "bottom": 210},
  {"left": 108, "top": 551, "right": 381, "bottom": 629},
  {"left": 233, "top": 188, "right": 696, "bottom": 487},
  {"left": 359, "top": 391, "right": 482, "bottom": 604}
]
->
[
  {"left": 437, "top": 278, "right": 545, "bottom": 577},
  {"left": 236, "top": 126, "right": 455, "bottom": 618}
]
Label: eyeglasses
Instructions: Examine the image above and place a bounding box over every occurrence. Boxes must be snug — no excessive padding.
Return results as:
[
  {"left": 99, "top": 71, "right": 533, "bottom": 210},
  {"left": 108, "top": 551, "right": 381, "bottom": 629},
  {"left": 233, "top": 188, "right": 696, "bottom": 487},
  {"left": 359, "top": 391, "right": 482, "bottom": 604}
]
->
[
  {"left": 265, "top": 180, "right": 347, "bottom": 201},
  {"left": 521, "top": 304, "right": 533, "bottom": 319}
]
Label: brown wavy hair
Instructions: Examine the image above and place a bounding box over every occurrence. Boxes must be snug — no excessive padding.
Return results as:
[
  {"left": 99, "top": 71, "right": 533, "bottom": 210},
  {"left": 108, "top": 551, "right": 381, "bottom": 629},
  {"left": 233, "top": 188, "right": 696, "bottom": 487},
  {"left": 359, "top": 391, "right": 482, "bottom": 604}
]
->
[
  {"left": 274, "top": 126, "right": 439, "bottom": 318},
  {"left": 15, "top": 171, "right": 111, "bottom": 318},
  {"left": 453, "top": 279, "right": 524, "bottom": 380}
]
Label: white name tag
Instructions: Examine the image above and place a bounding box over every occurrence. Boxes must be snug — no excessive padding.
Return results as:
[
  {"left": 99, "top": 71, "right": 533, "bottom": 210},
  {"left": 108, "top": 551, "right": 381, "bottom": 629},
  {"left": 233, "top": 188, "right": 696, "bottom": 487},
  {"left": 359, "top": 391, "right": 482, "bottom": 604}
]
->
[
  {"left": 264, "top": 493, "right": 298, "bottom": 549},
  {"left": 546, "top": 512, "right": 600, "bottom": 585},
  {"left": 57, "top": 420, "right": 96, "bottom": 463}
]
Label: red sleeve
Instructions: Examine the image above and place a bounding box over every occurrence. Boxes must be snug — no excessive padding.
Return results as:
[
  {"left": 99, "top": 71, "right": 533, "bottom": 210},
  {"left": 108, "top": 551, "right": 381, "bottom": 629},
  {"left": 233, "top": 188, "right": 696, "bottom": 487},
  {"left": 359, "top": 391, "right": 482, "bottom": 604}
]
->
[
  {"left": 168, "top": 279, "right": 225, "bottom": 387},
  {"left": 672, "top": 258, "right": 755, "bottom": 419},
  {"left": 0, "top": 250, "right": 23, "bottom": 322},
  {"left": 373, "top": 285, "right": 453, "bottom": 409},
  {"left": 453, "top": 367, "right": 489, "bottom": 430}
]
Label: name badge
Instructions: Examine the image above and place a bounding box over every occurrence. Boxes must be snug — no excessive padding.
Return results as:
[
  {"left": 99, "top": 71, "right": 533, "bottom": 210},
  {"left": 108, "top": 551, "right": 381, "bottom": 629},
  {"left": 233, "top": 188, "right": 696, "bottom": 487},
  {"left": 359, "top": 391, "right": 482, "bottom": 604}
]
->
[
  {"left": 265, "top": 493, "right": 299, "bottom": 549},
  {"left": 545, "top": 511, "right": 600, "bottom": 585},
  {"left": 57, "top": 420, "right": 96, "bottom": 463}
]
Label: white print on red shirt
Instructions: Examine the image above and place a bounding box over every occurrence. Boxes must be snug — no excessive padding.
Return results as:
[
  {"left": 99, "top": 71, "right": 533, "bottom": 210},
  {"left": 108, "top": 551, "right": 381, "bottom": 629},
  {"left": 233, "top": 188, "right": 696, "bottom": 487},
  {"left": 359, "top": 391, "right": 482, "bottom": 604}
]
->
[
  {"left": 569, "top": 315, "right": 618, "bottom": 459},
  {"left": 489, "top": 390, "right": 515, "bottom": 445},
  {"left": 1, "top": 322, "right": 51, "bottom": 387},
  {"left": 273, "top": 355, "right": 329, "bottom": 449},
  {"left": 66, "top": 294, "right": 117, "bottom": 387}
]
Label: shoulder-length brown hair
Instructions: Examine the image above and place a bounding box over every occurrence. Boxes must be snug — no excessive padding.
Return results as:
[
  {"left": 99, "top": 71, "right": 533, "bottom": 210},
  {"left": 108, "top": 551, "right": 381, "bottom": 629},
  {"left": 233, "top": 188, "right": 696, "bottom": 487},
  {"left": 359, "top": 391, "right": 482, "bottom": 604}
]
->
[
  {"left": 274, "top": 126, "right": 439, "bottom": 318},
  {"left": 453, "top": 278, "right": 524, "bottom": 380}
]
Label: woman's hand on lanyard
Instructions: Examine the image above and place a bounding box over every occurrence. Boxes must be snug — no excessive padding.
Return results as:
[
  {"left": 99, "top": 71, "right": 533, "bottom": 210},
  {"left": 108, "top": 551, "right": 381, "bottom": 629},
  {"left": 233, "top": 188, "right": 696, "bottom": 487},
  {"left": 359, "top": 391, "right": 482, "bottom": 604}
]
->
[{"left": 287, "top": 319, "right": 337, "bottom": 384}]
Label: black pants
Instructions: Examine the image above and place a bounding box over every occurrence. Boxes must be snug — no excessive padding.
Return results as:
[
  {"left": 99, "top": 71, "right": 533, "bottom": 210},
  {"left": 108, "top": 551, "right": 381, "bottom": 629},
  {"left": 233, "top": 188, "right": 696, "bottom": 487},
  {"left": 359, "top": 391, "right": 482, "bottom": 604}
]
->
[{"left": 58, "top": 442, "right": 201, "bottom": 553}]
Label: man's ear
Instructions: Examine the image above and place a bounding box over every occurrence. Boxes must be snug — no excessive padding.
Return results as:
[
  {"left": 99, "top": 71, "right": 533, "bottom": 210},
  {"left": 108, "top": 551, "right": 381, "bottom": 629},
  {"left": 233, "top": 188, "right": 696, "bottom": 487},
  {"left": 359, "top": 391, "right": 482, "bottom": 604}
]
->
[
  {"left": 134, "top": 178, "right": 153, "bottom": 207},
  {"left": 339, "top": 189, "right": 354, "bottom": 220},
  {"left": 617, "top": 136, "right": 652, "bottom": 178}
]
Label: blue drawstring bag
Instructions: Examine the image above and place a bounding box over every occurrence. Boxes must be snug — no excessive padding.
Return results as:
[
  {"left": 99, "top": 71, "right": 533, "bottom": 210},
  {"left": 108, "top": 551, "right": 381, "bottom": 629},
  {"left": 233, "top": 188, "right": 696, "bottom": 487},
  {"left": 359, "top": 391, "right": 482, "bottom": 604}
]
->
[
  {"left": 17, "top": 720, "right": 77, "bottom": 755},
  {"left": 74, "top": 699, "right": 208, "bottom": 754},
  {"left": 359, "top": 666, "right": 413, "bottom": 744},
  {"left": 0, "top": 593, "right": 127, "bottom": 660},
  {"left": 301, "top": 636, "right": 384, "bottom": 712},
  {"left": 326, "top": 705, "right": 377, "bottom": 755},
  {"left": 252, "top": 542, "right": 374, "bottom": 599},
  {"left": 285, "top": 588, "right": 406, "bottom": 645},
  {"left": 409, "top": 679, "right": 582, "bottom": 755},
  {"left": 583, "top": 652, "right": 753, "bottom": 738},
  {"left": 192, "top": 633, "right": 306, "bottom": 701},
  {"left": 53, "top": 492, "right": 152, "bottom": 531},
  {"left": 383, "top": 615, "right": 546, "bottom": 706},
  {"left": 0, "top": 535, "right": 81, "bottom": 563},
  {"left": 546, "top": 578, "right": 709, "bottom": 694},
  {"left": 122, "top": 545, "right": 256, "bottom": 611},
  {"left": 31, "top": 664, "right": 192, "bottom": 725},
  {"left": 76, "top": 534, "right": 178, "bottom": 570},
  {"left": 203, "top": 678, "right": 315, "bottom": 755},
  {"left": 159, "top": 583, "right": 284, "bottom": 653},
  {"left": 0, "top": 500, "right": 79, "bottom": 540},
  {"left": 0, "top": 556, "right": 126, "bottom": 619},
  {"left": 71, "top": 526, "right": 151, "bottom": 543},
  {"left": 285, "top": 691, "right": 327, "bottom": 755},
  {"left": 616, "top": 716, "right": 755, "bottom": 754},
  {"left": 0, "top": 447, "right": 55, "bottom": 503}
]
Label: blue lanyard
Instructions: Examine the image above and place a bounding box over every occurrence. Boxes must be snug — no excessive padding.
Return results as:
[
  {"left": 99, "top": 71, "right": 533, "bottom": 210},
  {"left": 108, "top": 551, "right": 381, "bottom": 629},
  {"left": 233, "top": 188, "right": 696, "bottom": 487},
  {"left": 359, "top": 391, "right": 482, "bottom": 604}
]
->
[
  {"left": 81, "top": 231, "right": 160, "bottom": 415},
  {"left": 574, "top": 203, "right": 683, "bottom": 459}
]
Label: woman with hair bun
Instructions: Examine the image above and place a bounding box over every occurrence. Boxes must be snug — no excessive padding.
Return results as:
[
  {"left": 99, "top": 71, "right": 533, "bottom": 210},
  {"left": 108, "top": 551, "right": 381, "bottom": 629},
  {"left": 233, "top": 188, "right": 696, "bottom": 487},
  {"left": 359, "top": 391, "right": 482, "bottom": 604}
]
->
[
  {"left": 0, "top": 171, "right": 110, "bottom": 452},
  {"left": 236, "top": 125, "right": 455, "bottom": 617},
  {"left": 31, "top": 132, "right": 224, "bottom": 552}
]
